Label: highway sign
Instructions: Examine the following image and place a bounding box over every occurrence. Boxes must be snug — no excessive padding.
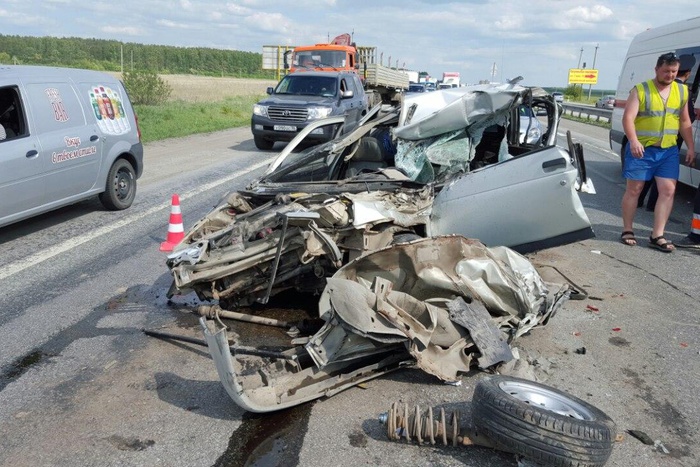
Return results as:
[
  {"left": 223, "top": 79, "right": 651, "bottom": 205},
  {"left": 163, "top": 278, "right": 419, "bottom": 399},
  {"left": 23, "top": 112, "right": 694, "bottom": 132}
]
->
[{"left": 568, "top": 68, "right": 599, "bottom": 84}]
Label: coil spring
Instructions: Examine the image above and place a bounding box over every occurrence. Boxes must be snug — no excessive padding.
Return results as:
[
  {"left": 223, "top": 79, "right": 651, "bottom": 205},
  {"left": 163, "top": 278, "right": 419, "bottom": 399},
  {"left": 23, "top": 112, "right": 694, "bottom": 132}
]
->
[{"left": 379, "top": 402, "right": 464, "bottom": 446}]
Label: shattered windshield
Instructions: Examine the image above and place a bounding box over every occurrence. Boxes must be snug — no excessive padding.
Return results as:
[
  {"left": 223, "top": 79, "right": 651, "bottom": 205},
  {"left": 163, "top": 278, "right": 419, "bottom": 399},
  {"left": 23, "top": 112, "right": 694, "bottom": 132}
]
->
[{"left": 275, "top": 75, "right": 338, "bottom": 97}]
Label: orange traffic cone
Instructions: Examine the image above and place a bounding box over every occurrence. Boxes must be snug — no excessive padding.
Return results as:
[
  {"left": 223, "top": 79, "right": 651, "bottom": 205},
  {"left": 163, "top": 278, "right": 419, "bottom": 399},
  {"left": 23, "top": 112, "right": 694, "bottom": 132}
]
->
[{"left": 160, "top": 194, "right": 185, "bottom": 252}]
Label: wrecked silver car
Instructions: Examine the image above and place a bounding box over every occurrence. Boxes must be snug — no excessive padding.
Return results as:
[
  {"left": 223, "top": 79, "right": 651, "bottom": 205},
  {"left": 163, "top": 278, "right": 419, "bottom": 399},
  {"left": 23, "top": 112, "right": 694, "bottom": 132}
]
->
[
  {"left": 166, "top": 82, "right": 593, "bottom": 309},
  {"left": 201, "top": 236, "right": 574, "bottom": 412}
]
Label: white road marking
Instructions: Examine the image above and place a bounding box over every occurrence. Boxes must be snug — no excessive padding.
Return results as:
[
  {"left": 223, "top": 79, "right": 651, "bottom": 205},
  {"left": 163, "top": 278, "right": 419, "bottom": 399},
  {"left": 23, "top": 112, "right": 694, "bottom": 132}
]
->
[{"left": 1, "top": 159, "right": 272, "bottom": 282}]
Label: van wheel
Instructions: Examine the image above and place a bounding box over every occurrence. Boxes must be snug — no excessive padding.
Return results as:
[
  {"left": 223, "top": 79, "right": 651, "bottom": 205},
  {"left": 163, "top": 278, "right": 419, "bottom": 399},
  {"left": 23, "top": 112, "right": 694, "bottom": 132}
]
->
[
  {"left": 100, "top": 159, "right": 136, "bottom": 210},
  {"left": 472, "top": 375, "right": 616, "bottom": 467},
  {"left": 254, "top": 135, "right": 274, "bottom": 150}
]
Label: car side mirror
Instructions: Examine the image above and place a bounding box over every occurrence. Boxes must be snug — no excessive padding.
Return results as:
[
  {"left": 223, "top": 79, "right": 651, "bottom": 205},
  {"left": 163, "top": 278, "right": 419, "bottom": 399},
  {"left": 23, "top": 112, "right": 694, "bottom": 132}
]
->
[
  {"left": 341, "top": 90, "right": 354, "bottom": 99},
  {"left": 266, "top": 87, "right": 274, "bottom": 95}
]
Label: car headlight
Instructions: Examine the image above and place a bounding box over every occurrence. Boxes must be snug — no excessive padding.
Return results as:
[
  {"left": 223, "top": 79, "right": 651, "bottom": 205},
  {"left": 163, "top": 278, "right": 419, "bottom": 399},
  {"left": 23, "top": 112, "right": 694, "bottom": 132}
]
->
[
  {"left": 307, "top": 107, "right": 333, "bottom": 120},
  {"left": 527, "top": 127, "right": 542, "bottom": 142},
  {"left": 253, "top": 104, "right": 268, "bottom": 118}
]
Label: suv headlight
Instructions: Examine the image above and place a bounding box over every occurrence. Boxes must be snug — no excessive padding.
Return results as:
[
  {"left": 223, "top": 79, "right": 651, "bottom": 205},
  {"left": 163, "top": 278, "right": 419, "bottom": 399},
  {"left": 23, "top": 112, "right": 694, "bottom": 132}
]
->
[
  {"left": 527, "top": 127, "right": 542, "bottom": 143},
  {"left": 307, "top": 106, "right": 333, "bottom": 120},
  {"left": 253, "top": 104, "right": 268, "bottom": 118}
]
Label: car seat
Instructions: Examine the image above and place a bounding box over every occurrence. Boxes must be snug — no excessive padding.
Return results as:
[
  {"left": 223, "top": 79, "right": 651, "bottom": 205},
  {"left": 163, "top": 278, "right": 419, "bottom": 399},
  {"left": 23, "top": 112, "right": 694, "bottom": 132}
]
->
[{"left": 345, "top": 137, "right": 387, "bottom": 177}]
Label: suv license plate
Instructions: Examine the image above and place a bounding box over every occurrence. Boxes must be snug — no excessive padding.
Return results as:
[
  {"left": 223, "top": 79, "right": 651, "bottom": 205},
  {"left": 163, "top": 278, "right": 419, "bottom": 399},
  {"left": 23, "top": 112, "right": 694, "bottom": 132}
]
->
[{"left": 274, "top": 125, "right": 297, "bottom": 132}]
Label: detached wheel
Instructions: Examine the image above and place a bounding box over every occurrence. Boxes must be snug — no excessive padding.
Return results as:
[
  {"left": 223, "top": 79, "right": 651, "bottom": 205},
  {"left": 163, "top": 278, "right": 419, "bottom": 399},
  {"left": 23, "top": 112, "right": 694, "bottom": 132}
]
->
[
  {"left": 254, "top": 135, "right": 274, "bottom": 150},
  {"left": 99, "top": 159, "right": 136, "bottom": 210},
  {"left": 472, "top": 375, "right": 616, "bottom": 467}
]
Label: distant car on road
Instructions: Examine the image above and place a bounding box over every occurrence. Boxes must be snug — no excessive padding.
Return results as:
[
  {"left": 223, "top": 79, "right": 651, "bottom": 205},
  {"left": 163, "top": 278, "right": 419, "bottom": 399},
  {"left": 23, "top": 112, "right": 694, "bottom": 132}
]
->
[
  {"left": 518, "top": 105, "right": 543, "bottom": 145},
  {"left": 407, "top": 83, "right": 427, "bottom": 94},
  {"left": 595, "top": 95, "right": 615, "bottom": 109},
  {"left": 251, "top": 70, "right": 369, "bottom": 150},
  {"left": 551, "top": 92, "right": 564, "bottom": 103}
]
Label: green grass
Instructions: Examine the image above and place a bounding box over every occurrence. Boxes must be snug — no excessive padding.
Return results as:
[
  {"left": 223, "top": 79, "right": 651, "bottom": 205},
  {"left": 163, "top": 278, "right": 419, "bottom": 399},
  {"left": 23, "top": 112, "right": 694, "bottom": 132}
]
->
[{"left": 134, "top": 95, "right": 265, "bottom": 143}]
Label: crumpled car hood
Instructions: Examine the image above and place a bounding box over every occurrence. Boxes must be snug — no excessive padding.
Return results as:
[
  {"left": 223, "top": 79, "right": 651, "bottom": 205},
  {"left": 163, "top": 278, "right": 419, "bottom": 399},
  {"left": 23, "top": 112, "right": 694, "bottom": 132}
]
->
[
  {"left": 201, "top": 236, "right": 572, "bottom": 412},
  {"left": 396, "top": 84, "right": 525, "bottom": 140},
  {"left": 308, "top": 235, "right": 568, "bottom": 381}
]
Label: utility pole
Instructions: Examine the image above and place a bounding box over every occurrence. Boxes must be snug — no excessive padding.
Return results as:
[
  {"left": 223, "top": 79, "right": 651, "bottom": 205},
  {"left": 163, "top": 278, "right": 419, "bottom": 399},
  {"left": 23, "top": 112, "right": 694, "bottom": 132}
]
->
[
  {"left": 587, "top": 43, "right": 599, "bottom": 99},
  {"left": 577, "top": 47, "right": 583, "bottom": 68}
]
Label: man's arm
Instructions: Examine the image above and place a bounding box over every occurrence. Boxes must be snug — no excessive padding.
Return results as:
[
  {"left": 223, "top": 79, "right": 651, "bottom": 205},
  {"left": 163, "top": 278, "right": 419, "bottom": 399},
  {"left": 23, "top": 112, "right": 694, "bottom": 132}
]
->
[
  {"left": 622, "top": 88, "right": 644, "bottom": 158},
  {"left": 679, "top": 101, "right": 695, "bottom": 166}
]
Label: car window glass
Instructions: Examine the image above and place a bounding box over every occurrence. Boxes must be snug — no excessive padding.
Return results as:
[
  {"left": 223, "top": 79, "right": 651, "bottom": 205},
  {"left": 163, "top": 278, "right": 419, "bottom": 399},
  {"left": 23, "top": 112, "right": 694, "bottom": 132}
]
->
[
  {"left": 346, "top": 75, "right": 358, "bottom": 95},
  {"left": 0, "top": 86, "right": 28, "bottom": 140},
  {"left": 276, "top": 76, "right": 337, "bottom": 96},
  {"left": 354, "top": 75, "right": 363, "bottom": 94}
]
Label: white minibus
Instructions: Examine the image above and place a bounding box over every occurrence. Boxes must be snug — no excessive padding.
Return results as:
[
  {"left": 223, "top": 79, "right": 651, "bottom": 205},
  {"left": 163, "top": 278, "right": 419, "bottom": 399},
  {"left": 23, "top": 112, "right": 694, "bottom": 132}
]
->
[{"left": 609, "top": 16, "right": 700, "bottom": 187}]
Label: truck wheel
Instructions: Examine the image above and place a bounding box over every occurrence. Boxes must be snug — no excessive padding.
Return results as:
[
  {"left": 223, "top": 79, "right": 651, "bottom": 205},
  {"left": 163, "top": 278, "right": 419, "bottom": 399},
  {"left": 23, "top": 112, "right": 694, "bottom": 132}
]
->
[
  {"left": 472, "top": 375, "right": 616, "bottom": 467},
  {"left": 99, "top": 159, "right": 136, "bottom": 210},
  {"left": 254, "top": 135, "right": 274, "bottom": 150}
]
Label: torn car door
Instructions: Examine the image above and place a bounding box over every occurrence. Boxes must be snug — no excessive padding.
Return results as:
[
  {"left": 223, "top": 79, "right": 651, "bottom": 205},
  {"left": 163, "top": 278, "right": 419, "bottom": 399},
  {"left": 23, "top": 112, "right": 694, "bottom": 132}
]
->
[{"left": 428, "top": 145, "right": 594, "bottom": 253}]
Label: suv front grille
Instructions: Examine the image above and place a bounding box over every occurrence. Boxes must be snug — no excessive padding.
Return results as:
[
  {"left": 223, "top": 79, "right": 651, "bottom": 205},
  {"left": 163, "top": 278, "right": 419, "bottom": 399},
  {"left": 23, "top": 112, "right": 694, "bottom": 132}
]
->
[{"left": 268, "top": 106, "right": 308, "bottom": 122}]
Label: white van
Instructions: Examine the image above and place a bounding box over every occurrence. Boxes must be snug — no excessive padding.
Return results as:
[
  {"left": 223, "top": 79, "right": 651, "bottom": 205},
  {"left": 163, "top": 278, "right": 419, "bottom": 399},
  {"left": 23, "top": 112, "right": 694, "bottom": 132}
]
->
[
  {"left": 0, "top": 65, "right": 143, "bottom": 228},
  {"left": 609, "top": 16, "right": 700, "bottom": 188}
]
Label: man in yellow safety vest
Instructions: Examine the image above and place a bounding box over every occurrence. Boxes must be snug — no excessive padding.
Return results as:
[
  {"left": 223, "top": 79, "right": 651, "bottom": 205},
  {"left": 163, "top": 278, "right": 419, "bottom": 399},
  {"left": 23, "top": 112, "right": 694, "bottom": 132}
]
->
[{"left": 620, "top": 52, "right": 695, "bottom": 252}]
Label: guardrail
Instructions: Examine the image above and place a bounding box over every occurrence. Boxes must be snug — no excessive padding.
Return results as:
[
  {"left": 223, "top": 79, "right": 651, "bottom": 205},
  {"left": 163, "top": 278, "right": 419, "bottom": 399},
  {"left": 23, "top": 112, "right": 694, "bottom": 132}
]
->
[{"left": 561, "top": 103, "right": 612, "bottom": 123}]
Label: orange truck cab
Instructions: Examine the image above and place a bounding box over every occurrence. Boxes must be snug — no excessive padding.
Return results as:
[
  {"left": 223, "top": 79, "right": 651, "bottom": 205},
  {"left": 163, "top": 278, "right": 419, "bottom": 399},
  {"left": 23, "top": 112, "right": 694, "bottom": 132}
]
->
[{"left": 286, "top": 34, "right": 359, "bottom": 73}]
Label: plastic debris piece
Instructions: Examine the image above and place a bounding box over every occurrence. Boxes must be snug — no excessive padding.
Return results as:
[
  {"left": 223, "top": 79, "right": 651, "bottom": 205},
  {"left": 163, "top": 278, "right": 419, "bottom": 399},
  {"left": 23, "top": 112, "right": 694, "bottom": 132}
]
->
[
  {"left": 627, "top": 429, "right": 654, "bottom": 445},
  {"left": 586, "top": 304, "right": 599, "bottom": 312},
  {"left": 575, "top": 347, "right": 587, "bottom": 355},
  {"left": 572, "top": 331, "right": 581, "bottom": 336},
  {"left": 590, "top": 250, "right": 602, "bottom": 254},
  {"left": 680, "top": 342, "right": 689, "bottom": 348},
  {"left": 612, "top": 327, "right": 621, "bottom": 332},
  {"left": 654, "top": 440, "right": 670, "bottom": 454}
]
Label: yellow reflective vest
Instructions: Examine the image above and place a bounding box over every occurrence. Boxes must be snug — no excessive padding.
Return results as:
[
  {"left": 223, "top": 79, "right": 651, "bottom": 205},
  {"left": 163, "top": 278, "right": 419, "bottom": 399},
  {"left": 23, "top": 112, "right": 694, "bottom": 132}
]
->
[{"left": 634, "top": 79, "right": 687, "bottom": 148}]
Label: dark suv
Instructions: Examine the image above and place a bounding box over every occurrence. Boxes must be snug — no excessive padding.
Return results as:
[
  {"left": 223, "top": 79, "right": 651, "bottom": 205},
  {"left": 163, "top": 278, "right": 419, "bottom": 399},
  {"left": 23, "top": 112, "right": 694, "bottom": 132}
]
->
[{"left": 251, "top": 71, "right": 369, "bottom": 150}]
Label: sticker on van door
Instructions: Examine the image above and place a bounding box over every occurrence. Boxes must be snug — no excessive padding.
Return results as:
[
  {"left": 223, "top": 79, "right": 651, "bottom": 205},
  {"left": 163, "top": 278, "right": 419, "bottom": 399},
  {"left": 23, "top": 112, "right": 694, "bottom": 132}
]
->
[
  {"left": 89, "top": 85, "right": 131, "bottom": 135},
  {"left": 45, "top": 88, "right": 70, "bottom": 122}
]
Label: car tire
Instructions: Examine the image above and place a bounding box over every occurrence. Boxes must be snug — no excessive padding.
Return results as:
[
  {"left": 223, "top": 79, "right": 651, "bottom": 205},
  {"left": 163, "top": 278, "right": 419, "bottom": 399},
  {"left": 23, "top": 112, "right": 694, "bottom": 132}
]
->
[
  {"left": 254, "top": 135, "right": 274, "bottom": 150},
  {"left": 472, "top": 375, "right": 616, "bottom": 467},
  {"left": 99, "top": 159, "right": 136, "bottom": 210}
]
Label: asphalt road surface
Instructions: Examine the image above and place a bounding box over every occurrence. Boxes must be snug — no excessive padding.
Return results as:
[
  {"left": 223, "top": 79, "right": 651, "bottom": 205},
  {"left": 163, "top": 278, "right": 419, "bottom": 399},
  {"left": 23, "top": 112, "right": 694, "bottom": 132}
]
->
[{"left": 0, "top": 119, "right": 699, "bottom": 467}]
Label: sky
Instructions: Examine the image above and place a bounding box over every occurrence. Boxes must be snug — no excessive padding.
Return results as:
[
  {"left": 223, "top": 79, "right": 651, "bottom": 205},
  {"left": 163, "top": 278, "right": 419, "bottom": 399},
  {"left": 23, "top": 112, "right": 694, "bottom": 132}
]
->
[{"left": 0, "top": 0, "right": 697, "bottom": 91}]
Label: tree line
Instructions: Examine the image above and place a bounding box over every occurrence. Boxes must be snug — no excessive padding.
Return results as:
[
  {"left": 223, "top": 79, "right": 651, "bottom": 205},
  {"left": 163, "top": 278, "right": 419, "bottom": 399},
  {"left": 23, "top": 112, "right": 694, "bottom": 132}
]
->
[{"left": 0, "top": 34, "right": 275, "bottom": 78}]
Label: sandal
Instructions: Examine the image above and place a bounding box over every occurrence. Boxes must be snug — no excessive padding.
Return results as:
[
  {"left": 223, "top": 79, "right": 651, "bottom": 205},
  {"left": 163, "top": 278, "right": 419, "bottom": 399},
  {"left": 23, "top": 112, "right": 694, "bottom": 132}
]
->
[
  {"left": 649, "top": 235, "right": 674, "bottom": 253},
  {"left": 620, "top": 231, "right": 637, "bottom": 246}
]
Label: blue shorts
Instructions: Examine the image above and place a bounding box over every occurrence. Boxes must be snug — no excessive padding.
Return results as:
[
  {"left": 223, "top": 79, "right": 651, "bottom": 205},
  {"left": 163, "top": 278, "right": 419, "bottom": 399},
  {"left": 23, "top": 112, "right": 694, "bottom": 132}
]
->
[{"left": 623, "top": 144, "right": 679, "bottom": 181}]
